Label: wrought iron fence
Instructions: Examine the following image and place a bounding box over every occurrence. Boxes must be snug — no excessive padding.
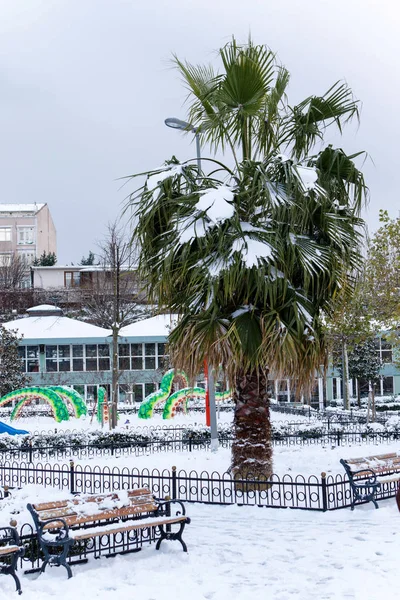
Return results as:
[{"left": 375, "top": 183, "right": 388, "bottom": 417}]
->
[
  {"left": 1, "top": 428, "right": 399, "bottom": 462},
  {"left": 0, "top": 460, "right": 398, "bottom": 572}
]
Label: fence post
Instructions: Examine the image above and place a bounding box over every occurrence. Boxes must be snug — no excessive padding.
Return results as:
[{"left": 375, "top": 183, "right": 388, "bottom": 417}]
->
[
  {"left": 28, "top": 440, "right": 33, "bottom": 463},
  {"left": 70, "top": 460, "right": 75, "bottom": 494},
  {"left": 337, "top": 431, "right": 341, "bottom": 446},
  {"left": 111, "top": 439, "right": 114, "bottom": 456},
  {"left": 171, "top": 465, "right": 177, "bottom": 499},
  {"left": 189, "top": 433, "right": 192, "bottom": 453},
  {"left": 321, "top": 472, "right": 328, "bottom": 512}
]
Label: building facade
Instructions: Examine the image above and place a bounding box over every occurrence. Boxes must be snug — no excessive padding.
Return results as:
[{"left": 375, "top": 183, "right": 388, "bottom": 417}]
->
[
  {"left": 0, "top": 204, "right": 57, "bottom": 286},
  {"left": 2, "top": 306, "right": 400, "bottom": 408}
]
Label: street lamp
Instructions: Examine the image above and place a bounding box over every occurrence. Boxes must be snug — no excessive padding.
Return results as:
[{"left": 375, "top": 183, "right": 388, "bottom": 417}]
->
[
  {"left": 164, "top": 117, "right": 202, "bottom": 173},
  {"left": 164, "top": 116, "right": 218, "bottom": 451}
]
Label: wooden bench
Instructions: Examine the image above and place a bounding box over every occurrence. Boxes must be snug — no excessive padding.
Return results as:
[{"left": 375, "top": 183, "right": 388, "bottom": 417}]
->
[
  {"left": 0, "top": 526, "right": 25, "bottom": 594},
  {"left": 340, "top": 452, "right": 400, "bottom": 510},
  {"left": 27, "top": 488, "right": 190, "bottom": 578}
]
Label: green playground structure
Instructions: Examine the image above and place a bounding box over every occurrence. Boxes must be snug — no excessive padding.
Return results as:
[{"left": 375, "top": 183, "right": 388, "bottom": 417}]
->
[{"left": 0, "top": 386, "right": 87, "bottom": 423}]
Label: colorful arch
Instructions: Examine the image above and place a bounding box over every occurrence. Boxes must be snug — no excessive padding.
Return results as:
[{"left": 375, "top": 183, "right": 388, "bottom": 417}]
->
[
  {"left": 138, "top": 369, "right": 232, "bottom": 419},
  {"left": 96, "top": 387, "right": 108, "bottom": 424},
  {"left": 0, "top": 387, "right": 71, "bottom": 423},
  {"left": 49, "top": 387, "right": 87, "bottom": 419},
  {"left": 138, "top": 369, "right": 189, "bottom": 419}
]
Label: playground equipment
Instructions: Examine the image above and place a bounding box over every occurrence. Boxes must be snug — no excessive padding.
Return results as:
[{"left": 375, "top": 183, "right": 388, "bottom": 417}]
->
[
  {"left": 0, "top": 386, "right": 87, "bottom": 423},
  {"left": 138, "top": 369, "right": 231, "bottom": 419},
  {"left": 90, "top": 387, "right": 109, "bottom": 427}
]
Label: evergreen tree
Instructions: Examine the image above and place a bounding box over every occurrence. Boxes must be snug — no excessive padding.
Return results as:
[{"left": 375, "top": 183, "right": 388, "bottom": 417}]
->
[
  {"left": 0, "top": 326, "right": 30, "bottom": 396},
  {"left": 347, "top": 338, "right": 382, "bottom": 408},
  {"left": 80, "top": 251, "right": 96, "bottom": 266},
  {"left": 32, "top": 251, "right": 57, "bottom": 266}
]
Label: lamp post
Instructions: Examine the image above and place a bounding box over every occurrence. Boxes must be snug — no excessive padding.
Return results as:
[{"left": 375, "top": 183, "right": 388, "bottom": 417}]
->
[
  {"left": 164, "top": 116, "right": 218, "bottom": 451},
  {"left": 164, "top": 118, "right": 201, "bottom": 173}
]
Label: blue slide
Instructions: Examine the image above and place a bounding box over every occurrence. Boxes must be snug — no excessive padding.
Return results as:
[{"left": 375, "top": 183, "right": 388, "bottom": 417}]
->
[{"left": 0, "top": 421, "right": 29, "bottom": 435}]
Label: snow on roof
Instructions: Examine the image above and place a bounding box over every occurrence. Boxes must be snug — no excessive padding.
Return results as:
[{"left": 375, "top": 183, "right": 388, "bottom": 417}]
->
[
  {"left": 26, "top": 304, "right": 62, "bottom": 313},
  {"left": 119, "top": 314, "right": 178, "bottom": 339},
  {"left": 3, "top": 314, "right": 111, "bottom": 342},
  {"left": 0, "top": 203, "right": 45, "bottom": 213}
]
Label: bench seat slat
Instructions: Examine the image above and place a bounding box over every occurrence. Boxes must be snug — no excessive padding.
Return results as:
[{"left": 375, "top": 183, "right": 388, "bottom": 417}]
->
[
  {"left": 0, "top": 545, "right": 20, "bottom": 556},
  {"left": 43, "top": 503, "right": 158, "bottom": 529},
  {"left": 33, "top": 489, "right": 153, "bottom": 512},
  {"left": 71, "top": 515, "right": 187, "bottom": 541}
]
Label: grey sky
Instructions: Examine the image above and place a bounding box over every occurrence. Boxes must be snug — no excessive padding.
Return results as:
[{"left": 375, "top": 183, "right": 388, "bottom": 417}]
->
[{"left": 0, "top": 0, "right": 399, "bottom": 263}]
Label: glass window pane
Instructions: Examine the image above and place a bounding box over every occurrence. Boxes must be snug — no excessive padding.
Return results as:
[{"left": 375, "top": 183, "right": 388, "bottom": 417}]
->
[
  {"left": 73, "top": 359, "right": 84, "bottom": 372},
  {"left": 119, "top": 357, "right": 130, "bottom": 370},
  {"left": 145, "top": 343, "right": 155, "bottom": 356},
  {"left": 131, "top": 344, "right": 142, "bottom": 356},
  {"left": 86, "top": 358, "right": 97, "bottom": 371},
  {"left": 27, "top": 346, "right": 39, "bottom": 358},
  {"left": 157, "top": 343, "right": 166, "bottom": 356},
  {"left": 145, "top": 383, "right": 156, "bottom": 396},
  {"left": 59, "top": 359, "right": 70, "bottom": 372},
  {"left": 86, "top": 345, "right": 97, "bottom": 357},
  {"left": 58, "top": 345, "right": 70, "bottom": 358},
  {"left": 72, "top": 345, "right": 83, "bottom": 357},
  {"left": 46, "top": 359, "right": 57, "bottom": 372},
  {"left": 145, "top": 357, "right": 156, "bottom": 370},
  {"left": 98, "top": 344, "right": 110, "bottom": 357},
  {"left": 99, "top": 358, "right": 110, "bottom": 371},
  {"left": 46, "top": 346, "right": 57, "bottom": 358},
  {"left": 383, "top": 376, "right": 394, "bottom": 394},
  {"left": 18, "top": 347, "right": 26, "bottom": 359},
  {"left": 27, "top": 360, "right": 39, "bottom": 372},
  {"left": 131, "top": 357, "right": 143, "bottom": 370},
  {"left": 119, "top": 344, "right": 129, "bottom": 356},
  {"left": 133, "top": 384, "right": 143, "bottom": 402}
]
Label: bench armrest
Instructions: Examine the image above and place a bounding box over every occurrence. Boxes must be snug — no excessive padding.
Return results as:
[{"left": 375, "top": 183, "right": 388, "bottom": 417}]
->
[
  {"left": 155, "top": 498, "right": 187, "bottom": 518},
  {"left": 350, "top": 468, "right": 378, "bottom": 484},
  {"left": 37, "top": 518, "right": 71, "bottom": 545},
  {"left": 0, "top": 526, "right": 21, "bottom": 546}
]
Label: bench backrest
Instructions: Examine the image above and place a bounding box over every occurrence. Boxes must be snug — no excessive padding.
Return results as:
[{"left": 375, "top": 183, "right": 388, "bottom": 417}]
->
[
  {"left": 341, "top": 453, "right": 400, "bottom": 478},
  {"left": 29, "top": 488, "right": 158, "bottom": 529}
]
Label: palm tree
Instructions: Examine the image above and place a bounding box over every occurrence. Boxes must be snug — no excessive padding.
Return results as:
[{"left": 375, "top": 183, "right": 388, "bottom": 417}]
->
[{"left": 127, "top": 37, "right": 367, "bottom": 480}]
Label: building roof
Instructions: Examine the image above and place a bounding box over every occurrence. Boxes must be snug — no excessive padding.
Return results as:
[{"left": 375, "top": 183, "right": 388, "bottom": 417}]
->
[
  {"left": 3, "top": 305, "right": 111, "bottom": 344},
  {"left": 119, "top": 314, "right": 178, "bottom": 341},
  {"left": 0, "top": 203, "right": 46, "bottom": 214}
]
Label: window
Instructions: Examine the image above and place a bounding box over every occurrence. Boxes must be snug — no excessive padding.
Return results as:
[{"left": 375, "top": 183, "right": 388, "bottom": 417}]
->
[
  {"left": 145, "top": 382, "right": 156, "bottom": 396},
  {"left": 133, "top": 384, "right": 144, "bottom": 402},
  {"left": 118, "top": 343, "right": 167, "bottom": 371},
  {"left": 380, "top": 339, "right": 392, "bottom": 363},
  {"left": 64, "top": 271, "right": 81, "bottom": 288},
  {"left": 0, "top": 227, "right": 11, "bottom": 242},
  {"left": 17, "top": 227, "right": 35, "bottom": 245},
  {"left": 382, "top": 376, "right": 394, "bottom": 395},
  {"left": 18, "top": 346, "right": 40, "bottom": 372},
  {"left": 45, "top": 344, "right": 110, "bottom": 372},
  {"left": 0, "top": 253, "right": 12, "bottom": 266},
  {"left": 17, "top": 251, "right": 35, "bottom": 265}
]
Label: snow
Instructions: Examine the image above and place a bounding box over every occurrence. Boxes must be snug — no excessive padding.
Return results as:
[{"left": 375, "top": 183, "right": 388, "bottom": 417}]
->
[
  {"left": 146, "top": 165, "right": 183, "bottom": 193},
  {"left": 2, "top": 315, "right": 111, "bottom": 341},
  {"left": 119, "top": 314, "right": 179, "bottom": 338},
  {"left": 2, "top": 411, "right": 400, "bottom": 598},
  {"left": 293, "top": 165, "right": 319, "bottom": 190},
  {"left": 0, "top": 486, "right": 399, "bottom": 599},
  {"left": 0, "top": 203, "right": 45, "bottom": 213},
  {"left": 195, "top": 186, "right": 234, "bottom": 223}
]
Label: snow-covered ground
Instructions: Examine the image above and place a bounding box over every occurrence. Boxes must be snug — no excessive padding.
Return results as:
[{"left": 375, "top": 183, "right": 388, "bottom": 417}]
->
[{"left": 0, "top": 485, "right": 399, "bottom": 600}]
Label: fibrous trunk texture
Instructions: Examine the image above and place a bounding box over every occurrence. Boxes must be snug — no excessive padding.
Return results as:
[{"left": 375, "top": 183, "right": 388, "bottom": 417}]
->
[{"left": 231, "top": 368, "right": 272, "bottom": 489}]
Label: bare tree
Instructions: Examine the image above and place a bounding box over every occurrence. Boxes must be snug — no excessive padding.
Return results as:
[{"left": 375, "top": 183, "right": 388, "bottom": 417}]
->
[
  {"left": 0, "top": 254, "right": 29, "bottom": 289},
  {"left": 82, "top": 222, "right": 150, "bottom": 428}
]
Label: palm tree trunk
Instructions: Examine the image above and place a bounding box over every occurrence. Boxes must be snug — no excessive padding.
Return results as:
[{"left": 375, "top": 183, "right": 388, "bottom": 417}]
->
[{"left": 231, "top": 367, "right": 272, "bottom": 488}]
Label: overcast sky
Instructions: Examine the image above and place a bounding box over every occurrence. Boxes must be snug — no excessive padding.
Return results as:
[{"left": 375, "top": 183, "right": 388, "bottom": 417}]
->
[{"left": 0, "top": 0, "right": 399, "bottom": 263}]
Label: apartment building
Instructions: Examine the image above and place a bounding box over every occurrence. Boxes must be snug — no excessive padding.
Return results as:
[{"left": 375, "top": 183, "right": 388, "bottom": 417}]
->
[{"left": 0, "top": 204, "right": 57, "bottom": 285}]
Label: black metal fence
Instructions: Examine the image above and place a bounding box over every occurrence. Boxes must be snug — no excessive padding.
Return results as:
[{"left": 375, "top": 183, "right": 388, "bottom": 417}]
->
[
  {"left": 1, "top": 460, "right": 399, "bottom": 572},
  {"left": 1, "top": 428, "right": 400, "bottom": 462},
  {"left": 1, "top": 460, "right": 399, "bottom": 513}
]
